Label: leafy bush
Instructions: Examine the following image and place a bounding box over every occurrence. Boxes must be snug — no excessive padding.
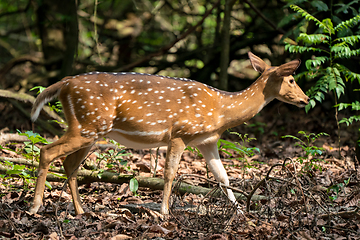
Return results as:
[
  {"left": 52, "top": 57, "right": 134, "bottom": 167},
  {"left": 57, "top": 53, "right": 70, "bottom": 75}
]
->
[
  {"left": 284, "top": 4, "right": 360, "bottom": 112},
  {"left": 283, "top": 1, "right": 360, "bottom": 153}
]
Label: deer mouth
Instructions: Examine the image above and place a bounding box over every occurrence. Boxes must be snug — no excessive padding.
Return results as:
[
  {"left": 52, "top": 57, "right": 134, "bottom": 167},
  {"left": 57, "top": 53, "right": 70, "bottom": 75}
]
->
[{"left": 297, "top": 98, "right": 310, "bottom": 108}]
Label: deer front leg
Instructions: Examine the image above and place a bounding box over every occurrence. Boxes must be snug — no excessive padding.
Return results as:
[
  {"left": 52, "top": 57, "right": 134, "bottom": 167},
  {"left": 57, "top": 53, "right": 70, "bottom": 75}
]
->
[
  {"left": 161, "top": 138, "right": 185, "bottom": 215},
  {"left": 197, "top": 142, "right": 239, "bottom": 209},
  {"left": 63, "top": 145, "right": 93, "bottom": 215}
]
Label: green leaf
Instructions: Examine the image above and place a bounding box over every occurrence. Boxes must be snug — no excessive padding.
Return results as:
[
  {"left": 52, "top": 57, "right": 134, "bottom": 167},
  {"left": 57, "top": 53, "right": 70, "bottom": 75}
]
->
[
  {"left": 282, "top": 135, "right": 304, "bottom": 144},
  {"left": 13, "top": 165, "right": 25, "bottom": 171},
  {"left": 30, "top": 86, "right": 46, "bottom": 94},
  {"left": 297, "top": 33, "right": 329, "bottom": 45},
  {"left": 285, "top": 44, "right": 324, "bottom": 54},
  {"left": 321, "top": 18, "right": 334, "bottom": 34},
  {"left": 305, "top": 56, "right": 328, "bottom": 70},
  {"left": 17, "top": 130, "right": 50, "bottom": 144},
  {"left": 6, "top": 170, "right": 23, "bottom": 175},
  {"left": 129, "top": 178, "right": 139, "bottom": 194},
  {"left": 45, "top": 181, "right": 52, "bottom": 190}
]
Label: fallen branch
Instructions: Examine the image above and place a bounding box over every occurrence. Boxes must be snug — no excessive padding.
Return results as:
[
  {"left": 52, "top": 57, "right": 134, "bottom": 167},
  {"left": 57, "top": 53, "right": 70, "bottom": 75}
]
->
[
  {"left": 0, "top": 156, "right": 265, "bottom": 201},
  {"left": 318, "top": 207, "right": 360, "bottom": 220},
  {"left": 0, "top": 89, "right": 66, "bottom": 135},
  {"left": 0, "top": 133, "right": 57, "bottom": 146}
]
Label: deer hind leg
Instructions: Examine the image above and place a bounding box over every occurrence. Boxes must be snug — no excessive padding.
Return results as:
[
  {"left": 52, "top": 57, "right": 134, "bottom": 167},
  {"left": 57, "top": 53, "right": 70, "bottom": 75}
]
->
[
  {"left": 196, "top": 142, "right": 240, "bottom": 210},
  {"left": 161, "top": 138, "right": 185, "bottom": 215},
  {"left": 29, "top": 133, "right": 94, "bottom": 214},
  {"left": 63, "top": 145, "right": 93, "bottom": 215}
]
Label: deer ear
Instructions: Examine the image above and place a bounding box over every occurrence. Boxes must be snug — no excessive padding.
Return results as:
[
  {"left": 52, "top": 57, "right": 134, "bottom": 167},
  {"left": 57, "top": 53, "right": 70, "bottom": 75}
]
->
[
  {"left": 248, "top": 52, "right": 270, "bottom": 73},
  {"left": 276, "top": 59, "right": 301, "bottom": 76}
]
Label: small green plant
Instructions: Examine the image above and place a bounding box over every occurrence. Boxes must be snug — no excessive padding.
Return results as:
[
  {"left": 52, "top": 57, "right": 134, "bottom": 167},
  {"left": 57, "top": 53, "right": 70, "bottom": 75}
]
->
[
  {"left": 95, "top": 139, "right": 131, "bottom": 173},
  {"left": 282, "top": 131, "right": 329, "bottom": 174},
  {"left": 218, "top": 131, "right": 260, "bottom": 171},
  {"left": 93, "top": 139, "right": 138, "bottom": 194},
  {"left": 1, "top": 160, "right": 35, "bottom": 190},
  {"left": 17, "top": 130, "right": 51, "bottom": 161},
  {"left": 129, "top": 177, "right": 139, "bottom": 196},
  {"left": 327, "top": 178, "right": 350, "bottom": 202},
  {"left": 0, "top": 131, "right": 54, "bottom": 190},
  {"left": 186, "top": 132, "right": 260, "bottom": 171}
]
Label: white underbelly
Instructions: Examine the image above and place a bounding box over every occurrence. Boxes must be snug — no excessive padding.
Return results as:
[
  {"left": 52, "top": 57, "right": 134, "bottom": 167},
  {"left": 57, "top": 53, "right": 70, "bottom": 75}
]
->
[{"left": 106, "top": 131, "right": 167, "bottom": 149}]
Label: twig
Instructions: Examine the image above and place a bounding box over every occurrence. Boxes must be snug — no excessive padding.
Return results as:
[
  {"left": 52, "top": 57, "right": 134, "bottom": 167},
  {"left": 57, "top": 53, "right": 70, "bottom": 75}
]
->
[
  {"left": 286, "top": 158, "right": 310, "bottom": 221},
  {"left": 246, "top": 163, "right": 284, "bottom": 212}
]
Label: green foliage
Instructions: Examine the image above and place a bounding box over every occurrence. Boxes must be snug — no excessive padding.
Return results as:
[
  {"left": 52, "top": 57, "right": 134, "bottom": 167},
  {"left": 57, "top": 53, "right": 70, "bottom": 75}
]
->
[
  {"left": 93, "top": 140, "right": 138, "bottom": 195},
  {"left": 184, "top": 131, "right": 260, "bottom": 173},
  {"left": 17, "top": 130, "right": 51, "bottom": 160},
  {"left": 1, "top": 160, "right": 35, "bottom": 190},
  {"left": 327, "top": 178, "right": 350, "bottom": 201},
  {"left": 217, "top": 132, "right": 260, "bottom": 171},
  {"left": 95, "top": 140, "right": 132, "bottom": 176},
  {"left": 185, "top": 146, "right": 203, "bottom": 158},
  {"left": 337, "top": 101, "right": 360, "bottom": 126},
  {"left": 0, "top": 131, "right": 54, "bottom": 190},
  {"left": 282, "top": 131, "right": 329, "bottom": 174},
  {"left": 284, "top": 3, "right": 360, "bottom": 113}
]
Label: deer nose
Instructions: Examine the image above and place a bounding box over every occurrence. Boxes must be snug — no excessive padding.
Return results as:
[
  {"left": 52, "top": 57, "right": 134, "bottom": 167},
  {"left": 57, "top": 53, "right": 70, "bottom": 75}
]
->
[{"left": 301, "top": 97, "right": 310, "bottom": 105}]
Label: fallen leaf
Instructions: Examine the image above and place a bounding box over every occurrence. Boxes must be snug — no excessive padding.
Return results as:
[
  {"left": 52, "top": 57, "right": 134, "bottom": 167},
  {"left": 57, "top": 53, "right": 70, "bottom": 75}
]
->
[{"left": 110, "top": 234, "right": 132, "bottom": 240}]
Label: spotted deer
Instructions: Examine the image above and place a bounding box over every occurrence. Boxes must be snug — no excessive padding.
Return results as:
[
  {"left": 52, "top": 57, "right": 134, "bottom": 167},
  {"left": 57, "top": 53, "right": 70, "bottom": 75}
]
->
[{"left": 29, "top": 52, "right": 309, "bottom": 215}]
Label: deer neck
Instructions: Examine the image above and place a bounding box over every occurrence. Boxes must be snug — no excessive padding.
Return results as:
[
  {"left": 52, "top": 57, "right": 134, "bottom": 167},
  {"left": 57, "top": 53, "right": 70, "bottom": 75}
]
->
[{"left": 220, "top": 76, "right": 273, "bottom": 130}]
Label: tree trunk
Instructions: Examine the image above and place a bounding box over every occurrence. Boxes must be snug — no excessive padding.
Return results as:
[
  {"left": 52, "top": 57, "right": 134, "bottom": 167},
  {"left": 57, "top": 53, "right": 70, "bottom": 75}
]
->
[
  {"left": 218, "top": 0, "right": 236, "bottom": 90},
  {"left": 36, "top": 0, "right": 78, "bottom": 83}
]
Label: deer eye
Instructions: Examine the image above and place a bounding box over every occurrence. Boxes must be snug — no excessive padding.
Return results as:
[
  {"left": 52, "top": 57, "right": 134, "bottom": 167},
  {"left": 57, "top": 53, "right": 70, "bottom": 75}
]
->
[{"left": 289, "top": 79, "right": 294, "bottom": 84}]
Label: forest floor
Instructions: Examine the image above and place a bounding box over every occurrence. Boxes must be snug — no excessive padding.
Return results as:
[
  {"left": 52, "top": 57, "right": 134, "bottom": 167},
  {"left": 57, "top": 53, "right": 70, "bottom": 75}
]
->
[{"left": 0, "top": 102, "right": 360, "bottom": 239}]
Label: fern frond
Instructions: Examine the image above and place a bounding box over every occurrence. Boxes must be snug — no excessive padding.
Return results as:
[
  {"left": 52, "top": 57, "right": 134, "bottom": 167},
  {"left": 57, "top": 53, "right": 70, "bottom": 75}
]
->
[
  {"left": 297, "top": 33, "right": 329, "bottom": 45},
  {"left": 334, "top": 15, "right": 360, "bottom": 32},
  {"left": 335, "top": 64, "right": 360, "bottom": 84},
  {"left": 305, "top": 56, "right": 328, "bottom": 70},
  {"left": 339, "top": 115, "right": 360, "bottom": 126},
  {"left": 332, "top": 46, "right": 360, "bottom": 59},
  {"left": 285, "top": 44, "right": 324, "bottom": 54},
  {"left": 326, "top": 67, "right": 345, "bottom": 98},
  {"left": 290, "top": 5, "right": 332, "bottom": 33},
  {"left": 334, "top": 35, "right": 360, "bottom": 46}
]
